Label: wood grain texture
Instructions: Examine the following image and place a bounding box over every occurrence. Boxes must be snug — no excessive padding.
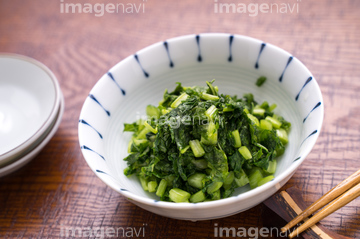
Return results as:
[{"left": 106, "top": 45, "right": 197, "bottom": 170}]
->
[{"left": 1, "top": 0, "right": 360, "bottom": 238}]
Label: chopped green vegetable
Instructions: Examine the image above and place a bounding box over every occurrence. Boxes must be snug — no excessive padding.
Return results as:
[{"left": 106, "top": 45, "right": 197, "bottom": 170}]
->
[
  {"left": 144, "top": 121, "right": 158, "bottom": 134},
  {"left": 258, "top": 175, "right": 274, "bottom": 186},
  {"left": 190, "top": 190, "right": 206, "bottom": 203},
  {"left": 123, "top": 80, "right": 290, "bottom": 202},
  {"left": 260, "top": 119, "right": 273, "bottom": 131},
  {"left": 265, "top": 116, "right": 282, "bottom": 129},
  {"left": 188, "top": 173, "right": 206, "bottom": 189},
  {"left": 276, "top": 128, "right": 289, "bottom": 144},
  {"left": 234, "top": 169, "right": 250, "bottom": 187},
  {"left": 239, "top": 146, "right": 252, "bottom": 160},
  {"left": 231, "top": 130, "right": 242, "bottom": 148},
  {"left": 189, "top": 140, "right": 205, "bottom": 157},
  {"left": 256, "top": 76, "right": 267, "bottom": 87},
  {"left": 146, "top": 105, "right": 160, "bottom": 119},
  {"left": 171, "top": 93, "right": 189, "bottom": 108},
  {"left": 139, "top": 176, "right": 148, "bottom": 191},
  {"left": 266, "top": 160, "right": 277, "bottom": 174},
  {"left": 205, "top": 105, "right": 217, "bottom": 119},
  {"left": 169, "top": 188, "right": 191, "bottom": 203},
  {"left": 156, "top": 179, "right": 168, "bottom": 197},
  {"left": 249, "top": 168, "right": 263, "bottom": 189},
  {"left": 201, "top": 93, "right": 219, "bottom": 101},
  {"left": 148, "top": 181, "right": 158, "bottom": 192},
  {"left": 207, "top": 181, "right": 223, "bottom": 194},
  {"left": 191, "top": 159, "right": 208, "bottom": 169}
]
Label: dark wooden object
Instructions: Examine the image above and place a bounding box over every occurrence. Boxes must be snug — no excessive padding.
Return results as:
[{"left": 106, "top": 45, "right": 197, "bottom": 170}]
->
[{"left": 264, "top": 187, "right": 352, "bottom": 239}]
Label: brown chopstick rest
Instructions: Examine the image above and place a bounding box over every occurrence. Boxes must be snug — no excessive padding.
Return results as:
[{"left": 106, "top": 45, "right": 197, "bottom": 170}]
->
[{"left": 263, "top": 187, "right": 352, "bottom": 239}]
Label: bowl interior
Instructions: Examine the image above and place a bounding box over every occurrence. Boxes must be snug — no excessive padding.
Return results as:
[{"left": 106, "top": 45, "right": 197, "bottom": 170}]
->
[
  {"left": 0, "top": 55, "right": 58, "bottom": 161},
  {"left": 79, "top": 34, "right": 323, "bottom": 205}
]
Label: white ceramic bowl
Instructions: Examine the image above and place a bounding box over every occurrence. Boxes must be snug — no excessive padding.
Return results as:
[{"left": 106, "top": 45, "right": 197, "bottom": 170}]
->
[
  {"left": 78, "top": 33, "right": 323, "bottom": 220},
  {"left": 0, "top": 92, "right": 64, "bottom": 177},
  {"left": 0, "top": 54, "right": 61, "bottom": 166}
]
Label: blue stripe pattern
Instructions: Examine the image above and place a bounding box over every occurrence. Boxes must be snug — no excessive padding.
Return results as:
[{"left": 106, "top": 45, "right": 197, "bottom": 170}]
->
[
  {"left": 134, "top": 54, "right": 149, "bottom": 78},
  {"left": 164, "top": 41, "right": 174, "bottom": 67},
  {"left": 300, "top": 130, "right": 318, "bottom": 147},
  {"left": 228, "top": 35, "right": 234, "bottom": 62},
  {"left": 89, "top": 94, "right": 110, "bottom": 116},
  {"left": 255, "top": 43, "right": 266, "bottom": 69},
  {"left": 296, "top": 76, "right": 313, "bottom": 101},
  {"left": 107, "top": 72, "right": 126, "bottom": 95},
  {"left": 303, "top": 102, "right": 321, "bottom": 123},
  {"left": 196, "top": 35, "right": 202, "bottom": 62},
  {"left": 81, "top": 145, "right": 105, "bottom": 160},
  {"left": 79, "top": 119, "right": 103, "bottom": 139},
  {"left": 279, "top": 56, "right": 293, "bottom": 82}
]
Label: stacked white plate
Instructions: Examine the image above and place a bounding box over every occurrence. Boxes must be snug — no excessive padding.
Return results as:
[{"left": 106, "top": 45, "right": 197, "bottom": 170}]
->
[{"left": 0, "top": 54, "right": 64, "bottom": 177}]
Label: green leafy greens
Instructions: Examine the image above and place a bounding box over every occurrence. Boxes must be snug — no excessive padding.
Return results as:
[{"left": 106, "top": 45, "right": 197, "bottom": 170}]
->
[{"left": 123, "top": 80, "right": 291, "bottom": 203}]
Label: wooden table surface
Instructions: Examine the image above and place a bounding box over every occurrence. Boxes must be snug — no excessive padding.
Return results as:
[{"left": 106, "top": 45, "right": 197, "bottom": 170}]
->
[{"left": 1, "top": 0, "right": 360, "bottom": 238}]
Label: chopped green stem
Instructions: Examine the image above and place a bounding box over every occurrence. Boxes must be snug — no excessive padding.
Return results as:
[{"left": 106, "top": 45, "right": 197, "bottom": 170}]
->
[
  {"left": 276, "top": 128, "right": 289, "bottom": 144},
  {"left": 232, "top": 130, "right": 241, "bottom": 148},
  {"left": 156, "top": 179, "right": 168, "bottom": 197},
  {"left": 139, "top": 177, "right": 148, "bottom": 191},
  {"left": 260, "top": 119, "right": 273, "bottom": 130},
  {"left": 201, "top": 93, "right": 219, "bottom": 101},
  {"left": 144, "top": 121, "right": 158, "bottom": 134},
  {"left": 189, "top": 140, "right": 205, "bottom": 157},
  {"left": 260, "top": 101, "right": 269, "bottom": 109},
  {"left": 192, "top": 159, "right": 208, "bottom": 169},
  {"left": 169, "top": 188, "right": 191, "bottom": 203},
  {"left": 205, "top": 105, "right": 217, "bottom": 119},
  {"left": 133, "top": 139, "right": 148, "bottom": 146},
  {"left": 266, "top": 160, "right": 277, "bottom": 174},
  {"left": 265, "top": 116, "right": 282, "bottom": 129},
  {"left": 207, "top": 181, "right": 223, "bottom": 194},
  {"left": 249, "top": 168, "right": 263, "bottom": 189},
  {"left": 148, "top": 181, "right": 158, "bottom": 193},
  {"left": 146, "top": 105, "right": 160, "bottom": 119},
  {"left": 211, "top": 189, "right": 221, "bottom": 200},
  {"left": 255, "top": 143, "right": 268, "bottom": 153},
  {"left": 269, "top": 104, "right": 277, "bottom": 112},
  {"left": 224, "top": 171, "right": 235, "bottom": 186},
  {"left": 247, "top": 114, "right": 259, "bottom": 126},
  {"left": 258, "top": 175, "right": 274, "bottom": 186},
  {"left": 180, "top": 145, "right": 190, "bottom": 154},
  {"left": 234, "top": 169, "right": 249, "bottom": 187},
  {"left": 188, "top": 173, "right": 206, "bottom": 189},
  {"left": 127, "top": 139, "right": 133, "bottom": 153},
  {"left": 201, "top": 121, "right": 218, "bottom": 145},
  {"left": 253, "top": 107, "right": 265, "bottom": 116},
  {"left": 161, "top": 109, "right": 170, "bottom": 115},
  {"left": 223, "top": 107, "right": 234, "bottom": 112},
  {"left": 239, "top": 146, "right": 252, "bottom": 160},
  {"left": 190, "top": 190, "right": 206, "bottom": 203},
  {"left": 171, "top": 93, "right": 189, "bottom": 108},
  {"left": 136, "top": 127, "right": 150, "bottom": 139},
  {"left": 206, "top": 80, "right": 218, "bottom": 96}
]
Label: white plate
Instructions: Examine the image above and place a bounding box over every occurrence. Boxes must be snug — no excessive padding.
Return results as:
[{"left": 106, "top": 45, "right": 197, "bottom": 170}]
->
[
  {"left": 0, "top": 92, "right": 64, "bottom": 177},
  {"left": 0, "top": 54, "right": 61, "bottom": 165}
]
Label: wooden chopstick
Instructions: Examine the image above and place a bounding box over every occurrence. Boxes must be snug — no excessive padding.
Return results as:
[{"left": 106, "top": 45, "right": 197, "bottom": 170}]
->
[
  {"left": 288, "top": 182, "right": 360, "bottom": 238},
  {"left": 281, "top": 169, "right": 360, "bottom": 237}
]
